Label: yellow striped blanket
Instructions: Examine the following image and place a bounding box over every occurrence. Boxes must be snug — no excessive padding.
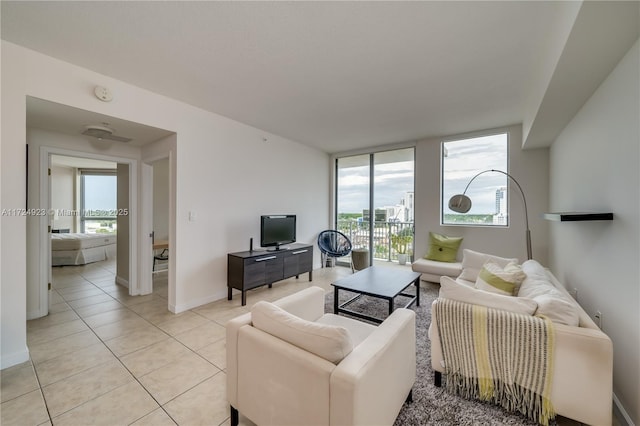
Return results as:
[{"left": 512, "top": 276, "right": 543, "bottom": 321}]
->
[{"left": 434, "top": 298, "right": 556, "bottom": 426}]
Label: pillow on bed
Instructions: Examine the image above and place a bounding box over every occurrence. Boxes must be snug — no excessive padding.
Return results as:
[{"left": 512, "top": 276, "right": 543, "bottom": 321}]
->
[{"left": 439, "top": 276, "right": 537, "bottom": 315}]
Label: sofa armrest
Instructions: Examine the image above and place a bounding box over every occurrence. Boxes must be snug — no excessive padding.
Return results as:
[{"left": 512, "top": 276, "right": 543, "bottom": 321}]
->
[
  {"left": 330, "top": 308, "right": 416, "bottom": 426},
  {"left": 551, "top": 323, "right": 613, "bottom": 426}
]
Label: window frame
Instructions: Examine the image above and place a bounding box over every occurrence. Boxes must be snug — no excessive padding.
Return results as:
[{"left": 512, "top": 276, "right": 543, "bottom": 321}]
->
[
  {"left": 440, "top": 131, "right": 510, "bottom": 227},
  {"left": 79, "top": 169, "right": 117, "bottom": 233}
]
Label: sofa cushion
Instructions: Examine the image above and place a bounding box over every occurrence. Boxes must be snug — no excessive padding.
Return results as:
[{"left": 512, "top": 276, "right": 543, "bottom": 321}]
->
[
  {"left": 458, "top": 249, "right": 519, "bottom": 282},
  {"left": 475, "top": 261, "right": 526, "bottom": 296},
  {"left": 425, "top": 232, "right": 463, "bottom": 262},
  {"left": 412, "top": 258, "right": 462, "bottom": 277},
  {"left": 439, "top": 276, "right": 538, "bottom": 315},
  {"left": 519, "top": 260, "right": 580, "bottom": 326},
  {"left": 316, "top": 313, "right": 376, "bottom": 348},
  {"left": 251, "top": 301, "right": 353, "bottom": 363}
]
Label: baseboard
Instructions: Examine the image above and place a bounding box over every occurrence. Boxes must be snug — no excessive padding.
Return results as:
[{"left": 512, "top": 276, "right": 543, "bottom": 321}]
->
[
  {"left": 171, "top": 289, "right": 228, "bottom": 314},
  {"left": 1, "top": 347, "right": 30, "bottom": 370},
  {"left": 115, "top": 276, "right": 129, "bottom": 288},
  {"left": 613, "top": 392, "right": 635, "bottom": 426}
]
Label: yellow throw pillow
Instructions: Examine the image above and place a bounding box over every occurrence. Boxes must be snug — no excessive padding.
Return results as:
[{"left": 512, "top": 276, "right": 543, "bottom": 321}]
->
[
  {"left": 424, "top": 232, "right": 463, "bottom": 263},
  {"left": 475, "top": 261, "right": 527, "bottom": 296}
]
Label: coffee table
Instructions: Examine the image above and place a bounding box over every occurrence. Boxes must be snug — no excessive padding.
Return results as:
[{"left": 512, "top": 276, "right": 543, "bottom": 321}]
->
[{"left": 332, "top": 266, "right": 421, "bottom": 323}]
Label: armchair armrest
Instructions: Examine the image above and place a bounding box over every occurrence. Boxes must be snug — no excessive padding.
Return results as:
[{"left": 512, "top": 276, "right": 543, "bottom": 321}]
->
[
  {"left": 273, "top": 286, "right": 326, "bottom": 322},
  {"left": 227, "top": 286, "right": 326, "bottom": 409},
  {"left": 330, "top": 308, "right": 416, "bottom": 426}
]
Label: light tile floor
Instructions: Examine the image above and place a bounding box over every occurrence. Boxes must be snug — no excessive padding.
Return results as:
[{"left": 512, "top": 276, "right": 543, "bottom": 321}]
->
[
  {"left": 1, "top": 259, "right": 351, "bottom": 426},
  {"left": 0, "top": 259, "right": 611, "bottom": 425}
]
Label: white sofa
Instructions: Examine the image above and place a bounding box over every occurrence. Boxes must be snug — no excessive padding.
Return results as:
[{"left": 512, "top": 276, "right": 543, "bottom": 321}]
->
[
  {"left": 429, "top": 257, "right": 614, "bottom": 426},
  {"left": 227, "top": 286, "right": 416, "bottom": 426}
]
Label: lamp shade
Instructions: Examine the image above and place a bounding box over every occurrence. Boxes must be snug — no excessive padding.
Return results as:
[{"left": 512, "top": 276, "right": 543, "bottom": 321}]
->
[{"left": 448, "top": 194, "right": 472, "bottom": 213}]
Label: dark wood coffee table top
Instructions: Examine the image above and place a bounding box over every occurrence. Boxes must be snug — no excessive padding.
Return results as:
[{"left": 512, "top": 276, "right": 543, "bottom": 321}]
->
[{"left": 332, "top": 266, "right": 421, "bottom": 298}]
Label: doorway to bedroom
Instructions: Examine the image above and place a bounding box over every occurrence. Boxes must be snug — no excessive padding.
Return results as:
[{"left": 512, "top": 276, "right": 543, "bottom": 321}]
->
[{"left": 25, "top": 96, "right": 176, "bottom": 321}]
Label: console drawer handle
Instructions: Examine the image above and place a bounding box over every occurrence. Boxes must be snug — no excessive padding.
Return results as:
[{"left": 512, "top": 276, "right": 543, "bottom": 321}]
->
[
  {"left": 255, "top": 256, "right": 277, "bottom": 262},
  {"left": 292, "top": 250, "right": 308, "bottom": 255}
]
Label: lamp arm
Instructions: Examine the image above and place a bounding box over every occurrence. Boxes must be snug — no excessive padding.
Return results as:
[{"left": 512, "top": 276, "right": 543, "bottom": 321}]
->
[{"left": 462, "top": 169, "right": 531, "bottom": 259}]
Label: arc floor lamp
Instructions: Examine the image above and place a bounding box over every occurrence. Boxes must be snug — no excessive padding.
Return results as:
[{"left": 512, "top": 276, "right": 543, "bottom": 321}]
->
[{"left": 448, "top": 169, "right": 532, "bottom": 260}]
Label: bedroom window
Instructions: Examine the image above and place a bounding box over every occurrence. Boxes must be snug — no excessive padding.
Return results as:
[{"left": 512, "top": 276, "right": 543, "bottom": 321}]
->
[
  {"left": 80, "top": 170, "right": 117, "bottom": 234},
  {"left": 441, "top": 132, "right": 508, "bottom": 226}
]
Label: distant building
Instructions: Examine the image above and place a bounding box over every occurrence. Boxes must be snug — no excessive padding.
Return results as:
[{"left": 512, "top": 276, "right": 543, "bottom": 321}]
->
[{"left": 493, "top": 187, "right": 507, "bottom": 225}]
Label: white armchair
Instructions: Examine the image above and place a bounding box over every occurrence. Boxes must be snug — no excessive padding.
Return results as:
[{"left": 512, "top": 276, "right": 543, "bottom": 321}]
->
[{"left": 226, "top": 286, "right": 416, "bottom": 426}]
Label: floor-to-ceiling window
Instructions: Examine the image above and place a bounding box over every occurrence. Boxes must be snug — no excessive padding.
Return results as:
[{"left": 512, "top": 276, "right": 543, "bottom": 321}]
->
[
  {"left": 80, "top": 169, "right": 117, "bottom": 233},
  {"left": 336, "top": 147, "right": 415, "bottom": 265}
]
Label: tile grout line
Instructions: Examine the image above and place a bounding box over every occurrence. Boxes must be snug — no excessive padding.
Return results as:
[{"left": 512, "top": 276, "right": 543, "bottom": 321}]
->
[{"left": 45, "top": 267, "right": 227, "bottom": 425}]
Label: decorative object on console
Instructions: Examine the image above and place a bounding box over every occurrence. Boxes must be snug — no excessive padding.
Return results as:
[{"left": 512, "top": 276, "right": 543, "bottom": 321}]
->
[{"left": 448, "top": 169, "right": 532, "bottom": 260}]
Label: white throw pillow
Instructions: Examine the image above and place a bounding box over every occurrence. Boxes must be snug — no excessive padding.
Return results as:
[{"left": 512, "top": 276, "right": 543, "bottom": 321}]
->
[
  {"left": 475, "top": 261, "right": 527, "bottom": 296},
  {"left": 251, "top": 301, "right": 353, "bottom": 364},
  {"left": 439, "top": 276, "right": 537, "bottom": 315},
  {"left": 518, "top": 260, "right": 580, "bottom": 326},
  {"left": 532, "top": 293, "right": 580, "bottom": 326},
  {"left": 458, "top": 249, "right": 519, "bottom": 282}
]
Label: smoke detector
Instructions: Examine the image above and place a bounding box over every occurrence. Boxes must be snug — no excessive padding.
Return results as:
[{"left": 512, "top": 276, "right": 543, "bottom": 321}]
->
[
  {"left": 94, "top": 86, "right": 113, "bottom": 102},
  {"left": 82, "top": 124, "right": 132, "bottom": 143}
]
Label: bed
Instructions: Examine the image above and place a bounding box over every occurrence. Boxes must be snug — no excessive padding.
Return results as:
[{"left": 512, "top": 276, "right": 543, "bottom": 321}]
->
[{"left": 51, "top": 233, "right": 117, "bottom": 266}]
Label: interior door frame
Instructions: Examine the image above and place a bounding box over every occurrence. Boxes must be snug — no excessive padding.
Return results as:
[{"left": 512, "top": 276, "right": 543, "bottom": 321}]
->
[{"left": 40, "top": 146, "right": 140, "bottom": 311}]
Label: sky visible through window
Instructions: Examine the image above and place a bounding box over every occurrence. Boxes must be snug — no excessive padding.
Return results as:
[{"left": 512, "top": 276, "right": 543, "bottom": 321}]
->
[
  {"left": 337, "top": 159, "right": 414, "bottom": 214},
  {"left": 442, "top": 133, "right": 508, "bottom": 216},
  {"left": 83, "top": 175, "right": 117, "bottom": 211}
]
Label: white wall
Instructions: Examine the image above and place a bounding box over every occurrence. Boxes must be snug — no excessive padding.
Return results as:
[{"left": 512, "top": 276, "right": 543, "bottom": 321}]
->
[
  {"left": 50, "top": 165, "right": 75, "bottom": 231},
  {"left": 1, "top": 41, "right": 330, "bottom": 368},
  {"left": 415, "top": 124, "right": 549, "bottom": 265},
  {"left": 549, "top": 40, "right": 639, "bottom": 425},
  {"left": 116, "top": 163, "right": 130, "bottom": 285},
  {"left": 152, "top": 158, "right": 169, "bottom": 241}
]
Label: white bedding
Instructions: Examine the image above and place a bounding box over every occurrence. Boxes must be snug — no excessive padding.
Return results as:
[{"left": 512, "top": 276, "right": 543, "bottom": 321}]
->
[
  {"left": 51, "top": 233, "right": 117, "bottom": 266},
  {"left": 51, "top": 233, "right": 117, "bottom": 251}
]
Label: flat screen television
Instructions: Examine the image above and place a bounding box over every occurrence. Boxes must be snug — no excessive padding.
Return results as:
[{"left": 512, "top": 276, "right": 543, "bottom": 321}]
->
[{"left": 260, "top": 215, "right": 296, "bottom": 250}]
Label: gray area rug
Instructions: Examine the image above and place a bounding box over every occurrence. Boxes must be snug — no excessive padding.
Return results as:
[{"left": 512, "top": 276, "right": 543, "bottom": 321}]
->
[{"left": 326, "top": 281, "right": 545, "bottom": 426}]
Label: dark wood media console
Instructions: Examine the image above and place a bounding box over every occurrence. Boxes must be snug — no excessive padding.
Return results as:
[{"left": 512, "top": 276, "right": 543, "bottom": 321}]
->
[{"left": 227, "top": 243, "right": 313, "bottom": 305}]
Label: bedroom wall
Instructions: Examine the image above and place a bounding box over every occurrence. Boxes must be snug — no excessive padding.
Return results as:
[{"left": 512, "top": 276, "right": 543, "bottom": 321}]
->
[
  {"left": 1, "top": 41, "right": 330, "bottom": 368},
  {"left": 51, "top": 165, "right": 75, "bottom": 232},
  {"left": 152, "top": 158, "right": 169, "bottom": 241},
  {"left": 116, "top": 163, "right": 130, "bottom": 286},
  {"left": 548, "top": 39, "right": 639, "bottom": 425},
  {"left": 414, "top": 124, "right": 550, "bottom": 265}
]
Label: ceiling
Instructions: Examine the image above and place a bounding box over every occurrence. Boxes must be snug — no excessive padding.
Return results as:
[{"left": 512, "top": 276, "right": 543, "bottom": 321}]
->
[
  {"left": 26, "top": 97, "right": 174, "bottom": 147},
  {"left": 2, "top": 2, "right": 637, "bottom": 153}
]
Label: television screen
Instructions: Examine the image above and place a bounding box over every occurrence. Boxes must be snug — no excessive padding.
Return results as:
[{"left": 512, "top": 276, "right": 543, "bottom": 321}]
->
[{"left": 260, "top": 215, "right": 296, "bottom": 250}]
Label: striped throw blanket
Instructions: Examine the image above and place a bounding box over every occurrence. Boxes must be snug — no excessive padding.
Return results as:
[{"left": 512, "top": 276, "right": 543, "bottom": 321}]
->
[{"left": 434, "top": 298, "right": 556, "bottom": 426}]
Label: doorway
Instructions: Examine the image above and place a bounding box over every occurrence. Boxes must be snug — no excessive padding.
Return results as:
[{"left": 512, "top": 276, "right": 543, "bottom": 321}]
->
[
  {"left": 335, "top": 147, "right": 415, "bottom": 266},
  {"left": 25, "top": 97, "right": 175, "bottom": 319}
]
